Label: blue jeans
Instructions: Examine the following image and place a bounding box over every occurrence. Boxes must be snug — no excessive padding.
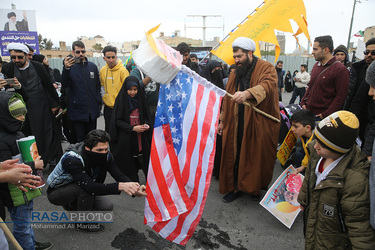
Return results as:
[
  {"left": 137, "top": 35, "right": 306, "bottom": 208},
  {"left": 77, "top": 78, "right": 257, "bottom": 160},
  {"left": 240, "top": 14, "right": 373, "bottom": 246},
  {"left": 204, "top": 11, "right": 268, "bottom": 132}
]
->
[{"left": 8, "top": 200, "right": 35, "bottom": 250}]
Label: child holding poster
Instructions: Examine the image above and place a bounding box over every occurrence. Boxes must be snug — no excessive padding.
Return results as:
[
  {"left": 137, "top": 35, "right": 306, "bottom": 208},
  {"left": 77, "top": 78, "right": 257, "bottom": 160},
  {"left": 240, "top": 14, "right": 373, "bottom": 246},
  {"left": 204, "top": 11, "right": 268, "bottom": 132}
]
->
[
  {"left": 0, "top": 92, "right": 52, "bottom": 250},
  {"left": 298, "top": 111, "right": 375, "bottom": 249}
]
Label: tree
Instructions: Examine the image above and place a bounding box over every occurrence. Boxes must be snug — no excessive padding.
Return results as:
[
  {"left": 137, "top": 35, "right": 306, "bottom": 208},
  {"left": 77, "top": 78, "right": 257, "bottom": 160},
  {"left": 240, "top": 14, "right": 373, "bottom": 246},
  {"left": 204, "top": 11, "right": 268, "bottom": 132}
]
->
[
  {"left": 45, "top": 39, "right": 53, "bottom": 50},
  {"left": 38, "top": 34, "right": 53, "bottom": 50},
  {"left": 38, "top": 34, "right": 44, "bottom": 49},
  {"left": 92, "top": 43, "right": 103, "bottom": 51}
]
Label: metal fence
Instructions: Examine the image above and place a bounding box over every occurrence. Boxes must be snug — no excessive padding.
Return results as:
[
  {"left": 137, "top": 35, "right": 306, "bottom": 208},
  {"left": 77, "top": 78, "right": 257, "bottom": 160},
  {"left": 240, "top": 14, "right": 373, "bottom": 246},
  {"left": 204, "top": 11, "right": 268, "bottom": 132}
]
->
[{"left": 49, "top": 55, "right": 316, "bottom": 76}]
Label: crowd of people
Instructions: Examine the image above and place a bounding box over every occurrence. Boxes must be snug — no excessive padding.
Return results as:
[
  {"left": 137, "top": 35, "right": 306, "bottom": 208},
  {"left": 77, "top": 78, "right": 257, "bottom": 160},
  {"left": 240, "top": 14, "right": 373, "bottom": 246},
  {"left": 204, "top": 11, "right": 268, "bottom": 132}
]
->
[{"left": 0, "top": 33, "right": 374, "bottom": 249}]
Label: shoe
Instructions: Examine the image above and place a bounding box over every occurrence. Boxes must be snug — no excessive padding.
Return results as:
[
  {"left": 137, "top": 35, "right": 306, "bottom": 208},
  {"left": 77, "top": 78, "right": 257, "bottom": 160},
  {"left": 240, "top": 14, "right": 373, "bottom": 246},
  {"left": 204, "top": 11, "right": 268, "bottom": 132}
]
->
[
  {"left": 222, "top": 191, "right": 242, "bottom": 203},
  {"left": 74, "top": 223, "right": 105, "bottom": 233},
  {"left": 35, "top": 241, "right": 53, "bottom": 250}
]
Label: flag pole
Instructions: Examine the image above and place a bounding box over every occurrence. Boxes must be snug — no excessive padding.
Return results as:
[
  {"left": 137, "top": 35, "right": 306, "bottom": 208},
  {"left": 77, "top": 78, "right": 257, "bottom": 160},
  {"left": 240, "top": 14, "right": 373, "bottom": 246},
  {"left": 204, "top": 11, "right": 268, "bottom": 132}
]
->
[
  {"left": 346, "top": 0, "right": 357, "bottom": 49},
  {"left": 225, "top": 92, "right": 280, "bottom": 123},
  {"left": 0, "top": 217, "right": 22, "bottom": 250}
]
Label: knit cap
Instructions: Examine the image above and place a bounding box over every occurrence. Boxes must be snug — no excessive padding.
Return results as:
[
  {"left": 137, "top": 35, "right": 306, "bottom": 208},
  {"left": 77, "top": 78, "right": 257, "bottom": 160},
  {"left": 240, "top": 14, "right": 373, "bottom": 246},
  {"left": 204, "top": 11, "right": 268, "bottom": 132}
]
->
[
  {"left": 8, "top": 95, "right": 27, "bottom": 118},
  {"left": 333, "top": 45, "right": 348, "bottom": 55},
  {"left": 314, "top": 111, "right": 359, "bottom": 154},
  {"left": 366, "top": 61, "right": 375, "bottom": 87},
  {"left": 333, "top": 45, "right": 349, "bottom": 65}
]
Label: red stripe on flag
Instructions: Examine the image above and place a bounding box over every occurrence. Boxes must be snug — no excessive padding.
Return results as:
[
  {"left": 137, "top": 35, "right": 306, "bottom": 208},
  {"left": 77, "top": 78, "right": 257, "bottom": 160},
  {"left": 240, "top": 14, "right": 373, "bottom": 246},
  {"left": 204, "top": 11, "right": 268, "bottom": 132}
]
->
[
  {"left": 145, "top": 135, "right": 164, "bottom": 222},
  {"left": 149, "top": 132, "right": 179, "bottom": 220},
  {"left": 152, "top": 219, "right": 169, "bottom": 232},
  {"left": 144, "top": 182, "right": 160, "bottom": 224},
  {"left": 166, "top": 90, "right": 217, "bottom": 242},
  {"left": 181, "top": 84, "right": 205, "bottom": 181},
  {"left": 180, "top": 95, "right": 221, "bottom": 245},
  {"left": 165, "top": 213, "right": 188, "bottom": 241},
  {"left": 162, "top": 125, "right": 194, "bottom": 211}
]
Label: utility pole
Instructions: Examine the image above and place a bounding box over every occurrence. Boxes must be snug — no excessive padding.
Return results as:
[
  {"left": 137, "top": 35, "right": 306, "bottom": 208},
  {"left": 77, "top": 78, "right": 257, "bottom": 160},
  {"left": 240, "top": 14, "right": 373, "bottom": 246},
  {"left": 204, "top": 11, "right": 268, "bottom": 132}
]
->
[
  {"left": 347, "top": 0, "right": 357, "bottom": 49},
  {"left": 347, "top": 0, "right": 367, "bottom": 49},
  {"left": 186, "top": 15, "right": 223, "bottom": 46}
]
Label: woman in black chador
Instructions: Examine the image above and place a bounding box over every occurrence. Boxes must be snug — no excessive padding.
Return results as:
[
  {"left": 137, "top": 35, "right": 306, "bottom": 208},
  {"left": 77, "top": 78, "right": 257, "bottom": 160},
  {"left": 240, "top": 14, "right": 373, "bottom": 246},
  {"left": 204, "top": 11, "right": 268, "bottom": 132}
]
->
[{"left": 109, "top": 76, "right": 152, "bottom": 182}]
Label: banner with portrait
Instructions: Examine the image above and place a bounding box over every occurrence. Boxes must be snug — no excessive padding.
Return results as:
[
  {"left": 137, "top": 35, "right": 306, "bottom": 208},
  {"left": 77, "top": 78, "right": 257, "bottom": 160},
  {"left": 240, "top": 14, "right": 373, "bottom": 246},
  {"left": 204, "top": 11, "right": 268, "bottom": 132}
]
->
[{"left": 0, "top": 9, "right": 39, "bottom": 56}]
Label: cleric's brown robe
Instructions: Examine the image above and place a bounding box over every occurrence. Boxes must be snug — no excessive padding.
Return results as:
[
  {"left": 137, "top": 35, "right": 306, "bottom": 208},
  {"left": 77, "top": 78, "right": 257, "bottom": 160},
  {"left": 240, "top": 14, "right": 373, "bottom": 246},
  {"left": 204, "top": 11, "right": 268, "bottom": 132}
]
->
[{"left": 219, "top": 58, "right": 280, "bottom": 195}]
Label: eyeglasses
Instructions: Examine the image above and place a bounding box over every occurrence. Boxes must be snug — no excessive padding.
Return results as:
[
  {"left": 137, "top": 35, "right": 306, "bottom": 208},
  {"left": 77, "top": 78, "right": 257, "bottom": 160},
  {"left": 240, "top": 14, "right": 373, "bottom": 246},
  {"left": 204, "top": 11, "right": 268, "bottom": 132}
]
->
[
  {"left": 105, "top": 56, "right": 116, "bottom": 59},
  {"left": 74, "top": 50, "right": 86, "bottom": 54},
  {"left": 11, "top": 55, "right": 24, "bottom": 60},
  {"left": 364, "top": 50, "right": 375, "bottom": 56}
]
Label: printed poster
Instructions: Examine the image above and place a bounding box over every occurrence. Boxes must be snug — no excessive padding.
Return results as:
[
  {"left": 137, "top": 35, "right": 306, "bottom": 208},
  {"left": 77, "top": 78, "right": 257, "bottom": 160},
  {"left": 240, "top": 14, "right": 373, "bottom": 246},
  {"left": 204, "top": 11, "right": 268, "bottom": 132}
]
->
[
  {"left": 260, "top": 165, "right": 304, "bottom": 228},
  {"left": 277, "top": 128, "right": 297, "bottom": 166}
]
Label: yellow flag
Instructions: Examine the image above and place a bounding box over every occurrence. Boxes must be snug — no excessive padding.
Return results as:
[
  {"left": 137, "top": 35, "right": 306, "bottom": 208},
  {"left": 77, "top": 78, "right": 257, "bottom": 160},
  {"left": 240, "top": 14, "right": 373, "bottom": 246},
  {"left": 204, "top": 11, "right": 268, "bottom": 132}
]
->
[{"left": 211, "top": 0, "right": 310, "bottom": 64}]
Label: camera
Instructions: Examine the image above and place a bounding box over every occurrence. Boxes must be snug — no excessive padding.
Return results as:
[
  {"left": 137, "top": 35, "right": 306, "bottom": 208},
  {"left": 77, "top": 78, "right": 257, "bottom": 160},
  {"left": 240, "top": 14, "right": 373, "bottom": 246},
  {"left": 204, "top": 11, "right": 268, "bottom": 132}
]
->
[{"left": 67, "top": 55, "right": 81, "bottom": 64}]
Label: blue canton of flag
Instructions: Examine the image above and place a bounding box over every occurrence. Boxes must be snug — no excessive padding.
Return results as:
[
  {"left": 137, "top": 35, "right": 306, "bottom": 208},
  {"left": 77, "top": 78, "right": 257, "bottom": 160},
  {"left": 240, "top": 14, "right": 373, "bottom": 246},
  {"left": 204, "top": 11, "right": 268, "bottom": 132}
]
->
[{"left": 154, "top": 71, "right": 192, "bottom": 154}]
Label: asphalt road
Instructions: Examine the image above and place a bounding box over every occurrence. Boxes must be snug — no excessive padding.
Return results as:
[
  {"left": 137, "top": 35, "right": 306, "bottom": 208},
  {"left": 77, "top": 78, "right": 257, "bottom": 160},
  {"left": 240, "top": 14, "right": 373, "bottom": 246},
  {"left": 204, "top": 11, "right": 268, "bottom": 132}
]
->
[{"left": 6, "top": 91, "right": 306, "bottom": 250}]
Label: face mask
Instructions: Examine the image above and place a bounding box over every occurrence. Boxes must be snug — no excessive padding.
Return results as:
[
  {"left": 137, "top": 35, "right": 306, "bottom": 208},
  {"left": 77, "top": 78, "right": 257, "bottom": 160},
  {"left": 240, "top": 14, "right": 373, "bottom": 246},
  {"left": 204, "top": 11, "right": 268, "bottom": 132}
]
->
[{"left": 82, "top": 148, "right": 108, "bottom": 167}]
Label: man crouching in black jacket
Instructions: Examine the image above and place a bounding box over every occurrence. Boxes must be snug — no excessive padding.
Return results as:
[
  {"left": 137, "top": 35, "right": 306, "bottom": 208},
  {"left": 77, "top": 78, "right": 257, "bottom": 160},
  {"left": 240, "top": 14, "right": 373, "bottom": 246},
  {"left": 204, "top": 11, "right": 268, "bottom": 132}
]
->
[{"left": 46, "top": 129, "right": 146, "bottom": 232}]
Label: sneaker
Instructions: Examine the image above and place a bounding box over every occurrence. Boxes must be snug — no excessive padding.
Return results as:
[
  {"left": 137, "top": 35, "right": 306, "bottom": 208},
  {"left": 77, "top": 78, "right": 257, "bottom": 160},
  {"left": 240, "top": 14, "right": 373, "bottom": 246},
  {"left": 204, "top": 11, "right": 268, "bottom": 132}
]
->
[
  {"left": 74, "top": 223, "right": 105, "bottom": 233},
  {"left": 222, "top": 191, "right": 242, "bottom": 203},
  {"left": 35, "top": 241, "right": 53, "bottom": 250}
]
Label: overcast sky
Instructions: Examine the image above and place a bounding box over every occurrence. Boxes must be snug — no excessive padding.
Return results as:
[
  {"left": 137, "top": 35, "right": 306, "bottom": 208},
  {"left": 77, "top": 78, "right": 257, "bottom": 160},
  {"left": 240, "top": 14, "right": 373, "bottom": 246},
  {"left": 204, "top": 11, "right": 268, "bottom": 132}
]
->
[{"left": 0, "top": 0, "right": 374, "bottom": 53}]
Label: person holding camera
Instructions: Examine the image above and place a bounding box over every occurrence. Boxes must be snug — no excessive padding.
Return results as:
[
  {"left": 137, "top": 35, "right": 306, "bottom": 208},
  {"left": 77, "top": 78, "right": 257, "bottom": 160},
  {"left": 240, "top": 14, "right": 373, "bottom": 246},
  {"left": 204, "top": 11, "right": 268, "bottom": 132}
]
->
[{"left": 61, "top": 41, "right": 101, "bottom": 143}]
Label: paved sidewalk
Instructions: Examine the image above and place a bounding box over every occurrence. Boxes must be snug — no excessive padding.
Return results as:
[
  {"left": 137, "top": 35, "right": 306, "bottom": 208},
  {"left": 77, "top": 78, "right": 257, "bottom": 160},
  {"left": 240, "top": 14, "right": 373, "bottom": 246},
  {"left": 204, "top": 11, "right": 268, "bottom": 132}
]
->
[{"left": 6, "top": 91, "right": 306, "bottom": 249}]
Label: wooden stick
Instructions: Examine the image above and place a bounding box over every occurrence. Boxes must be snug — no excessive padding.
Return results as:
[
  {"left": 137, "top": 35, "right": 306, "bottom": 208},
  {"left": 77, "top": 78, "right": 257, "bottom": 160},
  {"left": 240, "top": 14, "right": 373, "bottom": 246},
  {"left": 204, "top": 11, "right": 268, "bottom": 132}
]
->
[
  {"left": 226, "top": 93, "right": 280, "bottom": 123},
  {"left": 0, "top": 217, "right": 23, "bottom": 250}
]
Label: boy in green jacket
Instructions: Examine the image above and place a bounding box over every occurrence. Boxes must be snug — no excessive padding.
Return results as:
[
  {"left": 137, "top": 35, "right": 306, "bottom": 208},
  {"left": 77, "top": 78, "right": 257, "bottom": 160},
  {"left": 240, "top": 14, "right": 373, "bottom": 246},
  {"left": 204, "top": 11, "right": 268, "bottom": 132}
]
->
[
  {"left": 0, "top": 92, "right": 52, "bottom": 250},
  {"left": 298, "top": 111, "right": 375, "bottom": 249}
]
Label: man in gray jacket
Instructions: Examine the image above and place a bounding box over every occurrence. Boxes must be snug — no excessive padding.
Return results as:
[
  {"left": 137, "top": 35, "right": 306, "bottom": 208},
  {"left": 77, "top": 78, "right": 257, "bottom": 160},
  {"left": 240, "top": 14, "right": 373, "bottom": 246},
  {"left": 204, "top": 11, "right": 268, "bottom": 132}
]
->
[{"left": 47, "top": 129, "right": 146, "bottom": 232}]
